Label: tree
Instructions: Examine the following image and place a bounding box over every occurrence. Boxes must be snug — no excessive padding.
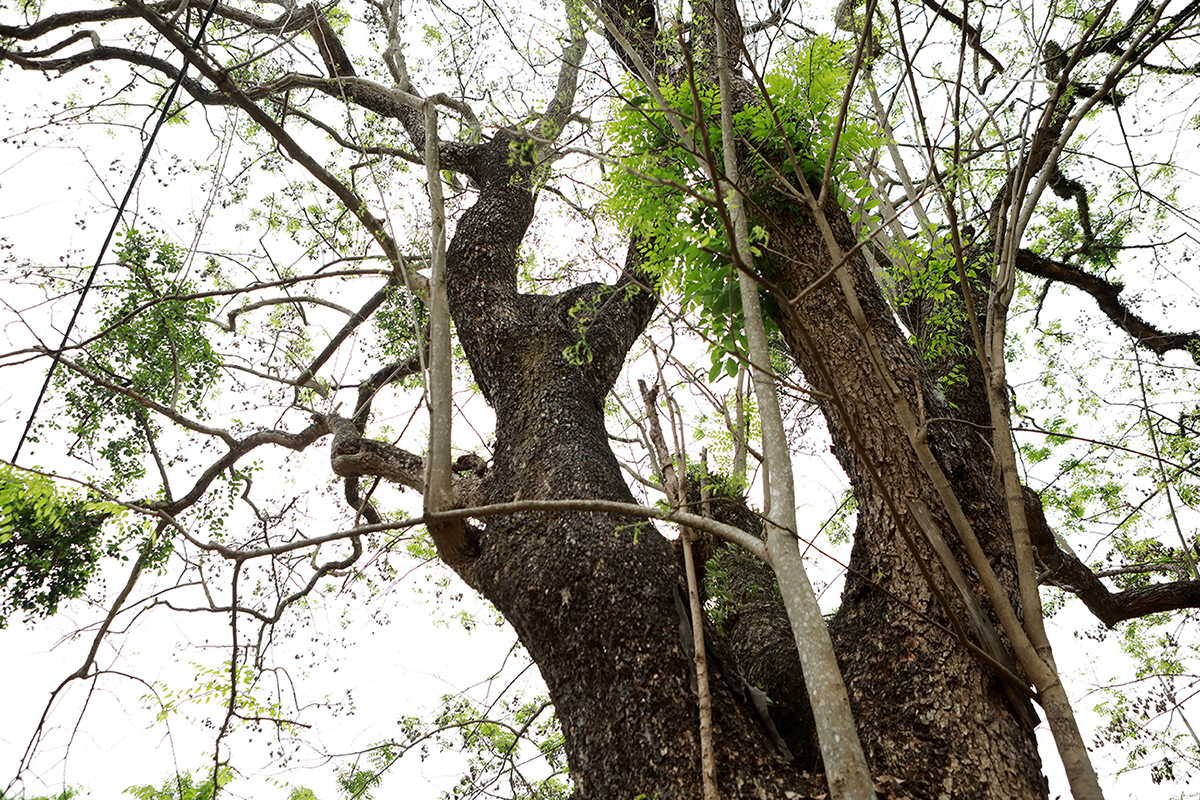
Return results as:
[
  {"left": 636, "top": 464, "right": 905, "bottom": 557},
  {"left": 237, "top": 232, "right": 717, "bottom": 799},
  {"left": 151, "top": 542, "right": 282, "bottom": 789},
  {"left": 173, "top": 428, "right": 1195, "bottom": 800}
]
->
[{"left": 2, "top": 0, "right": 1199, "bottom": 797}]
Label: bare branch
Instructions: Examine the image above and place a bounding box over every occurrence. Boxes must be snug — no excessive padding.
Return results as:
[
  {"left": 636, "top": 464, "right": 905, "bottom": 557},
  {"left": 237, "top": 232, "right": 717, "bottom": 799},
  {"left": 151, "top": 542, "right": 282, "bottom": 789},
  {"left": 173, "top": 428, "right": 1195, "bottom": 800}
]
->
[
  {"left": 1027, "top": 488, "right": 1200, "bottom": 626},
  {"left": 211, "top": 295, "right": 354, "bottom": 332},
  {"left": 1016, "top": 249, "right": 1200, "bottom": 364}
]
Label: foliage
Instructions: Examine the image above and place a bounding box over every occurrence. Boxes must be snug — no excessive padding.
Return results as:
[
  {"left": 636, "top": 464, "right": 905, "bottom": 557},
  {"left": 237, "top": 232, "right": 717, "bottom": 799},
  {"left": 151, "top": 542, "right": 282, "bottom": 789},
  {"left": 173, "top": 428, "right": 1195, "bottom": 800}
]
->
[
  {"left": 53, "top": 229, "right": 219, "bottom": 485},
  {"left": 125, "top": 767, "right": 233, "bottom": 800},
  {"left": 605, "top": 36, "right": 880, "bottom": 381},
  {"left": 0, "top": 465, "right": 128, "bottom": 627},
  {"left": 147, "top": 661, "right": 296, "bottom": 732},
  {"left": 374, "top": 284, "right": 429, "bottom": 365},
  {"left": 328, "top": 692, "right": 568, "bottom": 800},
  {"left": 426, "top": 694, "right": 569, "bottom": 800},
  {"left": 1092, "top": 651, "right": 1200, "bottom": 789},
  {"left": 334, "top": 757, "right": 385, "bottom": 800}
]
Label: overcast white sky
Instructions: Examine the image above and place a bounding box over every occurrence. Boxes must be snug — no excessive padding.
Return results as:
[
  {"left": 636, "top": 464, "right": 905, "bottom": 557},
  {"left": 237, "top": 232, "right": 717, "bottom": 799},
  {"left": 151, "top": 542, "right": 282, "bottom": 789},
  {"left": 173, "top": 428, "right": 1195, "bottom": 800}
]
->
[{"left": 3, "top": 3, "right": 1200, "bottom": 798}]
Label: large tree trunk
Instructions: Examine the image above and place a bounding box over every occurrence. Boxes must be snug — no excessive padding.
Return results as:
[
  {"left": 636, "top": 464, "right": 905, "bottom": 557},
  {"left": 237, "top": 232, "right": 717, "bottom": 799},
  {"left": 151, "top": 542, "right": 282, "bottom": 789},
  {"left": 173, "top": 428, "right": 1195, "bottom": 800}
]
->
[
  {"left": 591, "top": 0, "right": 1056, "bottom": 775},
  {"left": 762, "top": 193, "right": 1049, "bottom": 798},
  {"left": 443, "top": 132, "right": 819, "bottom": 798},
  {"left": 602, "top": 0, "right": 1050, "bottom": 785},
  {"left": 444, "top": 26, "right": 1048, "bottom": 800}
]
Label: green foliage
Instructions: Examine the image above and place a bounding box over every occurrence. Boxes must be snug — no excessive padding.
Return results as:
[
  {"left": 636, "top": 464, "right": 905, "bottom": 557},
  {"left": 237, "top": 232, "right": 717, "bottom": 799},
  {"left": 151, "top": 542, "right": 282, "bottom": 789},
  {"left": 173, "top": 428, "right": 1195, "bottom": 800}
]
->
[
  {"left": 335, "top": 757, "right": 385, "bottom": 800},
  {"left": 562, "top": 291, "right": 601, "bottom": 366},
  {"left": 287, "top": 787, "right": 322, "bottom": 800},
  {"left": 507, "top": 138, "right": 538, "bottom": 168},
  {"left": 739, "top": 37, "right": 881, "bottom": 208},
  {"left": 55, "top": 228, "right": 219, "bottom": 484},
  {"left": 404, "top": 526, "right": 439, "bottom": 561},
  {"left": 606, "top": 37, "right": 881, "bottom": 379},
  {"left": 683, "top": 461, "right": 747, "bottom": 501},
  {"left": 824, "top": 490, "right": 858, "bottom": 546},
  {"left": 1092, "top": 652, "right": 1200, "bottom": 790},
  {"left": 704, "top": 543, "right": 780, "bottom": 635},
  {"left": 0, "top": 465, "right": 128, "bottom": 627},
  {"left": 0, "top": 789, "right": 77, "bottom": 800},
  {"left": 891, "top": 231, "right": 977, "bottom": 307},
  {"left": 0, "top": 0, "right": 43, "bottom": 28},
  {"left": 887, "top": 228, "right": 984, "bottom": 380},
  {"left": 124, "top": 768, "right": 232, "bottom": 800},
  {"left": 373, "top": 282, "right": 429, "bottom": 376},
  {"left": 1004, "top": 251, "right": 1200, "bottom": 792},
  {"left": 384, "top": 693, "right": 571, "bottom": 800},
  {"left": 690, "top": 390, "right": 759, "bottom": 480},
  {"left": 561, "top": 285, "right": 638, "bottom": 366},
  {"left": 149, "top": 662, "right": 295, "bottom": 733}
]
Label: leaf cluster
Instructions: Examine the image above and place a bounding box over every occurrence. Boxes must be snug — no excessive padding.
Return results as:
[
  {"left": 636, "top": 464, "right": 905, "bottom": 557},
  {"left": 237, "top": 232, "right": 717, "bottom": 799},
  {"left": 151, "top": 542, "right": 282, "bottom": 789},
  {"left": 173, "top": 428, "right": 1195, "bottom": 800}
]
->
[
  {"left": 430, "top": 694, "right": 568, "bottom": 800},
  {"left": 124, "top": 767, "right": 233, "bottom": 800},
  {"left": 55, "top": 229, "right": 219, "bottom": 483},
  {"left": 0, "top": 465, "right": 129, "bottom": 628},
  {"left": 605, "top": 36, "right": 881, "bottom": 379}
]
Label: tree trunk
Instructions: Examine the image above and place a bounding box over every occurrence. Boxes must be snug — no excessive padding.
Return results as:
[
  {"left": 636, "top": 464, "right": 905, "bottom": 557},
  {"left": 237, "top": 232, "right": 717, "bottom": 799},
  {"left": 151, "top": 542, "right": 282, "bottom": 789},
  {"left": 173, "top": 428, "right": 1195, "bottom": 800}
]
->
[
  {"left": 441, "top": 80, "right": 1049, "bottom": 800},
  {"left": 763, "top": 192, "right": 1049, "bottom": 799},
  {"left": 443, "top": 132, "right": 819, "bottom": 798}
]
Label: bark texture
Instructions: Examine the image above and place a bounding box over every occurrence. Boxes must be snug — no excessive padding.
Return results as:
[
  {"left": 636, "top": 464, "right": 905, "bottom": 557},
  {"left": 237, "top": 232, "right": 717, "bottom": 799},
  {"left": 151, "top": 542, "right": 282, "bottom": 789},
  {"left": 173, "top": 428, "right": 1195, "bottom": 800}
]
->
[
  {"left": 441, "top": 132, "right": 821, "bottom": 798},
  {"left": 762, "top": 191, "right": 1049, "bottom": 799},
  {"left": 591, "top": 1, "right": 1049, "bottom": 793}
]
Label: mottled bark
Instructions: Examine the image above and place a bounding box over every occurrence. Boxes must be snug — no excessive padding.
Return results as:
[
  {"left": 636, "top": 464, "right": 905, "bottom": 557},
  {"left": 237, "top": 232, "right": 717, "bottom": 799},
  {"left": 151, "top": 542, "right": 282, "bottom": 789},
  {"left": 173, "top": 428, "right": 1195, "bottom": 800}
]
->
[
  {"left": 762, "top": 192, "right": 1049, "bottom": 799},
  {"left": 440, "top": 131, "right": 819, "bottom": 798}
]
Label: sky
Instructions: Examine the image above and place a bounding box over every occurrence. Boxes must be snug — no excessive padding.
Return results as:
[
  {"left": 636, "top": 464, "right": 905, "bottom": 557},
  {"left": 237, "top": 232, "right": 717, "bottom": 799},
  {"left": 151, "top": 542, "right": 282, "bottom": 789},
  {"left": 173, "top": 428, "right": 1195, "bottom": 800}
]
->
[{"left": 3, "top": 0, "right": 1200, "bottom": 798}]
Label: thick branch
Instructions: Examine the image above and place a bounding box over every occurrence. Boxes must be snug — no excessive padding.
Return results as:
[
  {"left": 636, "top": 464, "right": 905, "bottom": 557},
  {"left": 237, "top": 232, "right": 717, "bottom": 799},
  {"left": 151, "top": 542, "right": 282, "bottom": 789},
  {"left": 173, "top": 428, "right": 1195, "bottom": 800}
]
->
[
  {"left": 1027, "top": 488, "right": 1200, "bottom": 626},
  {"left": 325, "top": 413, "right": 487, "bottom": 506},
  {"left": 0, "top": 42, "right": 225, "bottom": 102},
  {"left": 918, "top": 0, "right": 1005, "bottom": 77},
  {"left": 0, "top": 0, "right": 317, "bottom": 42},
  {"left": 244, "top": 72, "right": 476, "bottom": 171},
  {"left": 536, "top": 0, "right": 587, "bottom": 144},
  {"left": 351, "top": 352, "right": 426, "bottom": 428},
  {"left": 1016, "top": 249, "right": 1200, "bottom": 363},
  {"left": 596, "top": 0, "right": 661, "bottom": 76},
  {"left": 328, "top": 413, "right": 425, "bottom": 492},
  {"left": 146, "top": 417, "right": 330, "bottom": 515},
  {"left": 298, "top": 6, "right": 479, "bottom": 165}
]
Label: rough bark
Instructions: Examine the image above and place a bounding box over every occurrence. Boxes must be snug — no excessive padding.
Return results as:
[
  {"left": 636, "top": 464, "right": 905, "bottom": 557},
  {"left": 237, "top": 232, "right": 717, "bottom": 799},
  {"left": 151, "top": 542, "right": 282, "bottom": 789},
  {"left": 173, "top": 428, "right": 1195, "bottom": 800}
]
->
[
  {"left": 589, "top": 0, "right": 1049, "bottom": 792},
  {"left": 440, "top": 131, "right": 821, "bottom": 798},
  {"left": 761, "top": 192, "right": 1049, "bottom": 798}
]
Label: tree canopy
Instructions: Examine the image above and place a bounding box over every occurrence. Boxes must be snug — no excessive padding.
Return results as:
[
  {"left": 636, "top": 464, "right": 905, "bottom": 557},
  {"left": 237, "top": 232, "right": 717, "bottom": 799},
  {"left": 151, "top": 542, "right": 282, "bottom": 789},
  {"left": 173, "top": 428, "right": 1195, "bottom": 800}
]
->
[{"left": 2, "top": 0, "right": 1200, "bottom": 797}]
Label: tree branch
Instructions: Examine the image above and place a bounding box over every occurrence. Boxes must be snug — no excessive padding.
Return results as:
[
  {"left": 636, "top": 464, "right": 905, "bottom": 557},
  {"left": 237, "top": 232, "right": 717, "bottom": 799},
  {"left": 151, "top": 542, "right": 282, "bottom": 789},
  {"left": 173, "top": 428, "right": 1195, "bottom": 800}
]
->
[
  {"left": 917, "top": 0, "right": 1005, "bottom": 78},
  {"left": 0, "top": 0, "right": 318, "bottom": 42},
  {"left": 1027, "top": 487, "right": 1200, "bottom": 626},
  {"left": 0, "top": 42, "right": 225, "bottom": 103},
  {"left": 1016, "top": 249, "right": 1200, "bottom": 363},
  {"left": 148, "top": 417, "right": 331, "bottom": 515},
  {"left": 125, "top": 0, "right": 419, "bottom": 289}
]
